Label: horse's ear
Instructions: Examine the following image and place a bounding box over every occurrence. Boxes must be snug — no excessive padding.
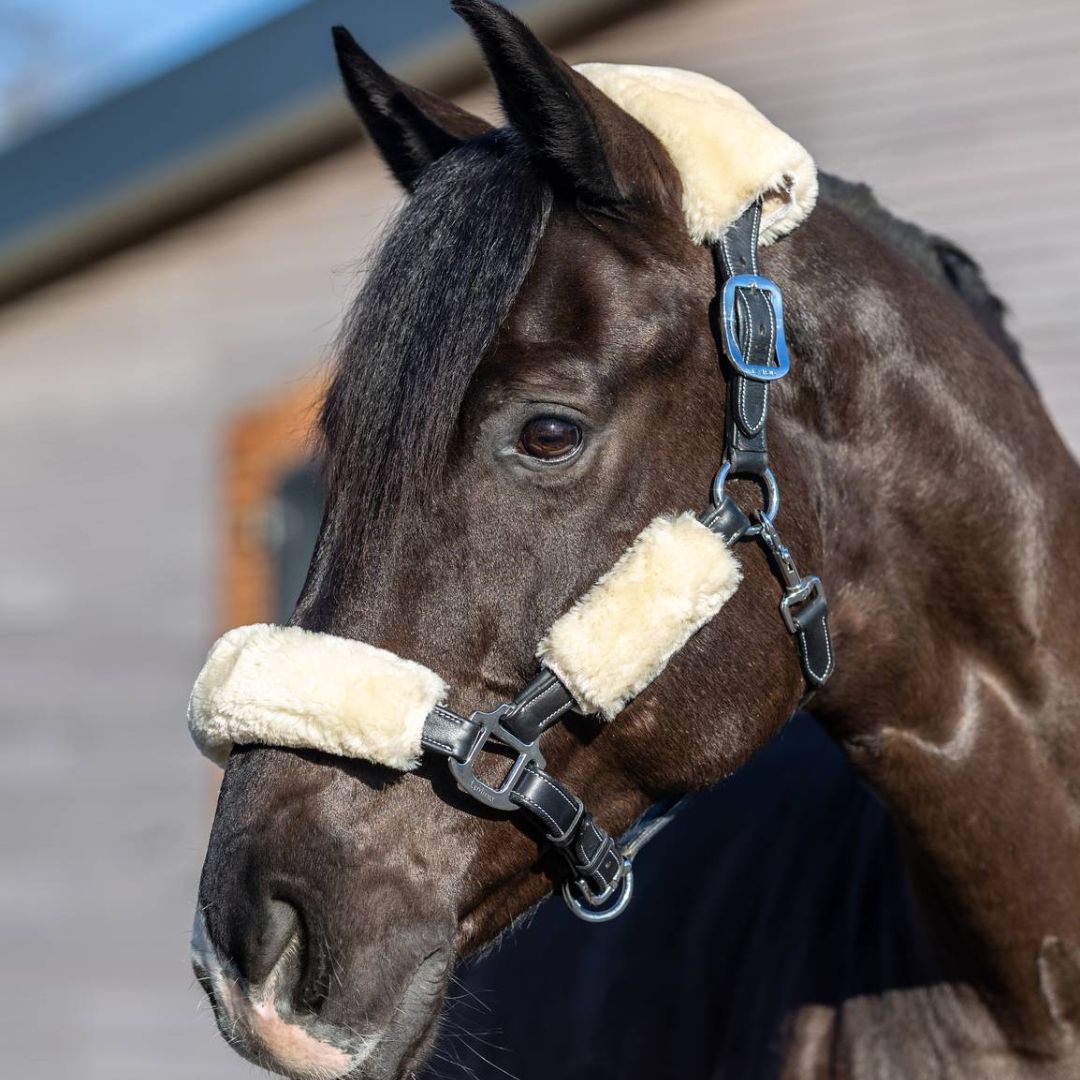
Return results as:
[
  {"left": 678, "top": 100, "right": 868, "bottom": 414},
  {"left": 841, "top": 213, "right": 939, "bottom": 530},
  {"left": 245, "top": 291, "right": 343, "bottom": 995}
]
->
[
  {"left": 452, "top": 0, "right": 678, "bottom": 219},
  {"left": 332, "top": 26, "right": 492, "bottom": 191}
]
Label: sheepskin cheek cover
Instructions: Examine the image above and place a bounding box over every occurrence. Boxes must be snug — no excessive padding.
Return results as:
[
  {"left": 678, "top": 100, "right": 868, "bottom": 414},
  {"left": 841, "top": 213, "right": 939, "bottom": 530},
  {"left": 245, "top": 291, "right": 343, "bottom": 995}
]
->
[
  {"left": 538, "top": 513, "right": 741, "bottom": 720},
  {"left": 188, "top": 624, "right": 447, "bottom": 770}
]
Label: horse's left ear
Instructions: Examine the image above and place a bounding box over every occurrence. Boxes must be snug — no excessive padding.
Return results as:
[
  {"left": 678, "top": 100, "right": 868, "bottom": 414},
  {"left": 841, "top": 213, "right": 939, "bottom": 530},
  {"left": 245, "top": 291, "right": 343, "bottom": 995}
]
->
[
  {"left": 452, "top": 0, "right": 680, "bottom": 221},
  {"left": 332, "top": 25, "right": 492, "bottom": 191}
]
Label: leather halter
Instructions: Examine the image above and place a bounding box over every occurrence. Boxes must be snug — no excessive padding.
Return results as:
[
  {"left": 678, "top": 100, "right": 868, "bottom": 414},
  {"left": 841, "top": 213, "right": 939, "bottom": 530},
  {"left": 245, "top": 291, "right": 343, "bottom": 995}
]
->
[{"left": 415, "top": 200, "right": 834, "bottom": 921}]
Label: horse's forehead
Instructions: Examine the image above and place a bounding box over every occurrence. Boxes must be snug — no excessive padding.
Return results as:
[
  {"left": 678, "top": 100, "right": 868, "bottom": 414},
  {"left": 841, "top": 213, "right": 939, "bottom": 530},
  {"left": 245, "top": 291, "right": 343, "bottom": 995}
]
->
[{"left": 504, "top": 210, "right": 691, "bottom": 344}]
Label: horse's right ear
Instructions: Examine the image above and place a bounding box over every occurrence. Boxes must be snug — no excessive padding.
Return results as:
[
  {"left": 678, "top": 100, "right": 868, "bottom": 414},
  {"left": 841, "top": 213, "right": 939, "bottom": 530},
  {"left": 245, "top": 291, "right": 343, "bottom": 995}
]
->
[{"left": 332, "top": 26, "right": 491, "bottom": 191}]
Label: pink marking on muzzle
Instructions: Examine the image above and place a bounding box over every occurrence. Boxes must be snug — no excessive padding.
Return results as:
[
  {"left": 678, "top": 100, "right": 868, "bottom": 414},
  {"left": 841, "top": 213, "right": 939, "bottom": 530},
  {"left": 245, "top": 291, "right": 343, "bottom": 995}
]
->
[
  {"left": 222, "top": 981, "right": 356, "bottom": 1079},
  {"left": 192, "top": 914, "right": 361, "bottom": 1080}
]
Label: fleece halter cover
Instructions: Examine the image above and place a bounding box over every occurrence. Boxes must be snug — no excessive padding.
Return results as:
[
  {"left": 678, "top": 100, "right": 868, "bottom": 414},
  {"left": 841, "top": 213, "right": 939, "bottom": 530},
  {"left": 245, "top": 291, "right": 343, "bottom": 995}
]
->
[{"left": 188, "top": 65, "right": 817, "bottom": 771}]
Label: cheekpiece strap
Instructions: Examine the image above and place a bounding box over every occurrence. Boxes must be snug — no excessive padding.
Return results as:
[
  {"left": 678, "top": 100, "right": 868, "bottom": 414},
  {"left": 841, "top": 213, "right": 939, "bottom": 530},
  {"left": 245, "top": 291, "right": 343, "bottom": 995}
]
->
[
  {"left": 710, "top": 201, "right": 835, "bottom": 689},
  {"left": 713, "top": 201, "right": 779, "bottom": 476}
]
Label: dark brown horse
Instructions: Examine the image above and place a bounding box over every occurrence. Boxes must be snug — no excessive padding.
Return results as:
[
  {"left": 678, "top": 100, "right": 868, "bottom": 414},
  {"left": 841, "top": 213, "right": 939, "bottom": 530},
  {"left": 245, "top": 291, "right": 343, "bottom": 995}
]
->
[{"left": 191, "top": 2, "right": 1080, "bottom": 1077}]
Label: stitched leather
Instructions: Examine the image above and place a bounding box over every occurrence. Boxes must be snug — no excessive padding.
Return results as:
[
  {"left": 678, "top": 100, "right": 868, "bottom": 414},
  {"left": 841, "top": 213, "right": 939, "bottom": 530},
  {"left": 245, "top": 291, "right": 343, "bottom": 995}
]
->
[
  {"left": 502, "top": 668, "right": 576, "bottom": 744},
  {"left": 511, "top": 767, "right": 620, "bottom": 895},
  {"left": 791, "top": 593, "right": 835, "bottom": 687},
  {"left": 713, "top": 201, "right": 778, "bottom": 477},
  {"left": 420, "top": 706, "right": 483, "bottom": 760},
  {"left": 699, "top": 497, "right": 752, "bottom": 544}
]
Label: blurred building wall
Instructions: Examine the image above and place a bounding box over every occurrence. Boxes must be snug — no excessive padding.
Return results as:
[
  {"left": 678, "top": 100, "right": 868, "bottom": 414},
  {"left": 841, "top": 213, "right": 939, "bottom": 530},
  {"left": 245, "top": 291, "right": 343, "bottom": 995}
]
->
[{"left": 0, "top": 0, "right": 1077, "bottom": 1076}]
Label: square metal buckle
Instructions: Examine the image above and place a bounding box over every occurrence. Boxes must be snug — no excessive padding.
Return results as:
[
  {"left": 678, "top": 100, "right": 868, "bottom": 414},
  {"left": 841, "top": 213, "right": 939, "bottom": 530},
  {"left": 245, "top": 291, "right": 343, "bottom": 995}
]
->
[
  {"left": 447, "top": 704, "right": 546, "bottom": 811},
  {"left": 720, "top": 273, "right": 791, "bottom": 381},
  {"left": 779, "top": 575, "right": 825, "bottom": 634}
]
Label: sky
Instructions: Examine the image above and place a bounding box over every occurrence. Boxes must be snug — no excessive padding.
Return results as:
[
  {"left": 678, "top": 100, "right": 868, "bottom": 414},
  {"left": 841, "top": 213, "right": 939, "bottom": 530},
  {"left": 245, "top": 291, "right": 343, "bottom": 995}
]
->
[{"left": 0, "top": 0, "right": 304, "bottom": 146}]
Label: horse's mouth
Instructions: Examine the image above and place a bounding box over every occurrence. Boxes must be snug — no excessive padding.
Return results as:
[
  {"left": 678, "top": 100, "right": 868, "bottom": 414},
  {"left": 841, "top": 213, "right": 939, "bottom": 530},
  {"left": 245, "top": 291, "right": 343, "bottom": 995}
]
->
[{"left": 192, "top": 912, "right": 451, "bottom": 1080}]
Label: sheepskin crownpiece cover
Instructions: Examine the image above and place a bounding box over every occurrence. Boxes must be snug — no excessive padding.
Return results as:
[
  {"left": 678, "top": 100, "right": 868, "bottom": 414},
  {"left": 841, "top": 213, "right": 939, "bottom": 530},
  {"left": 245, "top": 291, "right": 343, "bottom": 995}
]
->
[
  {"left": 188, "top": 516, "right": 740, "bottom": 768},
  {"left": 575, "top": 63, "right": 817, "bottom": 245}
]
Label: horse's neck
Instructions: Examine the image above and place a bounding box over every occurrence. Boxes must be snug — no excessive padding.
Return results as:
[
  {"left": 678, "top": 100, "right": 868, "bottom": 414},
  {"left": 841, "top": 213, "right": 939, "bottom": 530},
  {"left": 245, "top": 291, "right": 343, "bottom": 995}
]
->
[{"left": 776, "top": 205, "right": 1080, "bottom": 1056}]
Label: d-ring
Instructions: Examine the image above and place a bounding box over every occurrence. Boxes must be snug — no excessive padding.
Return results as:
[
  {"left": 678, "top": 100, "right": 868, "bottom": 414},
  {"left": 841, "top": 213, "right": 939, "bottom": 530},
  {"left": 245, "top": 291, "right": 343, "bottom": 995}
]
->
[
  {"left": 711, "top": 463, "right": 779, "bottom": 536},
  {"left": 562, "top": 859, "right": 634, "bottom": 923}
]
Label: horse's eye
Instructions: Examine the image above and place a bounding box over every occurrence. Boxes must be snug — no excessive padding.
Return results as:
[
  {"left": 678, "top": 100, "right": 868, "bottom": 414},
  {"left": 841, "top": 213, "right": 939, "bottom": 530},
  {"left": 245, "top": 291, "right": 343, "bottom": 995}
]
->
[{"left": 517, "top": 416, "right": 582, "bottom": 461}]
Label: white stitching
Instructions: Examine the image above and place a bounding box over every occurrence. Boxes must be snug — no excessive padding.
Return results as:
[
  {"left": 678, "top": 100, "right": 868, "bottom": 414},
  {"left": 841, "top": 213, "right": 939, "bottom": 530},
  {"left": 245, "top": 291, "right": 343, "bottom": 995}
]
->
[
  {"left": 517, "top": 678, "right": 560, "bottom": 713},
  {"left": 513, "top": 791, "right": 562, "bottom": 834},
  {"left": 750, "top": 201, "right": 761, "bottom": 271},
  {"left": 798, "top": 621, "right": 834, "bottom": 684},
  {"left": 540, "top": 698, "right": 572, "bottom": 727},
  {"left": 528, "top": 770, "right": 580, "bottom": 817}
]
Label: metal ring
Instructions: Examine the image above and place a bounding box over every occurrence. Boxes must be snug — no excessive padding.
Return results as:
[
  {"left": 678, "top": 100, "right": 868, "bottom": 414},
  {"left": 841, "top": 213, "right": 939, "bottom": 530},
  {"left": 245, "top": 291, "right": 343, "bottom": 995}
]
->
[
  {"left": 562, "top": 859, "right": 634, "bottom": 924},
  {"left": 711, "top": 463, "right": 780, "bottom": 536}
]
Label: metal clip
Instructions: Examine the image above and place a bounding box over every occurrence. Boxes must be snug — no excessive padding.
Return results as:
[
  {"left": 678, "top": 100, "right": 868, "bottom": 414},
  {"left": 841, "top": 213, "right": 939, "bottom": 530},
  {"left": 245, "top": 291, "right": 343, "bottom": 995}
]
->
[
  {"left": 755, "top": 512, "right": 827, "bottom": 634},
  {"left": 447, "top": 704, "right": 545, "bottom": 812}
]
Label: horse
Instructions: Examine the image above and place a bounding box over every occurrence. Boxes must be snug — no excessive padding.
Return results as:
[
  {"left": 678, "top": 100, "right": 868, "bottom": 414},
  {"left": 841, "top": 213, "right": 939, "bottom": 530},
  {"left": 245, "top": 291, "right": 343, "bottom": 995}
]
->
[{"left": 190, "top": 2, "right": 1080, "bottom": 1077}]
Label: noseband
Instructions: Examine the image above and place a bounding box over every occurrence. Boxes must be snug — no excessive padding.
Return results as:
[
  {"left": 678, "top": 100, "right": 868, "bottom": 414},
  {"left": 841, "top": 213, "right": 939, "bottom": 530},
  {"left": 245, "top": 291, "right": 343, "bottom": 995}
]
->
[{"left": 188, "top": 67, "right": 834, "bottom": 922}]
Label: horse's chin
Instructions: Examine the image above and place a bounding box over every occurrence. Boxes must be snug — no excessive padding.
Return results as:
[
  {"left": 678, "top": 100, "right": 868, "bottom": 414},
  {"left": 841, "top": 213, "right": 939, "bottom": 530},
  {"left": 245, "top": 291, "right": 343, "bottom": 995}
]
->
[{"left": 192, "top": 912, "right": 451, "bottom": 1080}]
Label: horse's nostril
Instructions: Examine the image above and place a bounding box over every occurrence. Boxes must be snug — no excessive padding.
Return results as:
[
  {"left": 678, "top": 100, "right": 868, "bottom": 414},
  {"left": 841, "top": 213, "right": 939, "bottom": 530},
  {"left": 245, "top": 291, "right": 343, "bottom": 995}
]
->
[{"left": 245, "top": 898, "right": 303, "bottom": 987}]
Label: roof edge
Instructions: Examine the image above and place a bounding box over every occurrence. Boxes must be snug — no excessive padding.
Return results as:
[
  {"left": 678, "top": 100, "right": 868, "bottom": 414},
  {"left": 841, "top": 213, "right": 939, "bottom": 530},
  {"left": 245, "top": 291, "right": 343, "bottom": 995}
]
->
[{"left": 0, "top": 0, "right": 658, "bottom": 305}]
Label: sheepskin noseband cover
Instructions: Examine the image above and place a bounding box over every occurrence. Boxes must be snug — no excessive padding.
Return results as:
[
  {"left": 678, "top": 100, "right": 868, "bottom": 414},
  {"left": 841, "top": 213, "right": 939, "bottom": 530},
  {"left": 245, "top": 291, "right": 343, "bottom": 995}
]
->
[
  {"left": 189, "top": 515, "right": 740, "bottom": 768},
  {"left": 188, "top": 625, "right": 447, "bottom": 770}
]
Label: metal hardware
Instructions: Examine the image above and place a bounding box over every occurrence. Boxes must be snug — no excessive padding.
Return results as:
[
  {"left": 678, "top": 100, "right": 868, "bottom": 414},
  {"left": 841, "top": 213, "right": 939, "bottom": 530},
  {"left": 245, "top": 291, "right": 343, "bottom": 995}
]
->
[
  {"left": 720, "top": 273, "right": 791, "bottom": 381},
  {"left": 711, "top": 462, "right": 780, "bottom": 537},
  {"left": 780, "top": 576, "right": 826, "bottom": 634},
  {"left": 562, "top": 857, "right": 634, "bottom": 923},
  {"left": 447, "top": 704, "right": 545, "bottom": 812},
  {"left": 755, "top": 512, "right": 827, "bottom": 633}
]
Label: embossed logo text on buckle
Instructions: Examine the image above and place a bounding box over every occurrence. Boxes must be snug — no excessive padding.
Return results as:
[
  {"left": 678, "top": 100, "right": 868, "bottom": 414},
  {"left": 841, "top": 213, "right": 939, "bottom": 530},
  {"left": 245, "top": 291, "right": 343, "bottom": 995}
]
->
[
  {"left": 720, "top": 273, "right": 791, "bottom": 381},
  {"left": 447, "top": 704, "right": 546, "bottom": 811}
]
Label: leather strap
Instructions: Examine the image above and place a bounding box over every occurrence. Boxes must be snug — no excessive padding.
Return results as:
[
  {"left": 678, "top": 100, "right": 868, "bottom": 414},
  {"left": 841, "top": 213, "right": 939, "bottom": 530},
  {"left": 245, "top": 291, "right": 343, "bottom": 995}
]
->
[
  {"left": 712, "top": 202, "right": 835, "bottom": 693},
  {"left": 502, "top": 668, "right": 576, "bottom": 744},
  {"left": 420, "top": 675, "right": 626, "bottom": 903},
  {"left": 699, "top": 496, "right": 753, "bottom": 545},
  {"left": 712, "top": 201, "right": 777, "bottom": 477},
  {"left": 791, "top": 593, "right": 834, "bottom": 688},
  {"left": 420, "top": 705, "right": 483, "bottom": 760},
  {"left": 510, "top": 766, "right": 623, "bottom": 898}
]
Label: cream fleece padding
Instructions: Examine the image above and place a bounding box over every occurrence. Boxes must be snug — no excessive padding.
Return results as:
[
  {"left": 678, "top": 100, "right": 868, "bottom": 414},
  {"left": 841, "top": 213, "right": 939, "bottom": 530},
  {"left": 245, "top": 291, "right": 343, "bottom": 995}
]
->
[
  {"left": 575, "top": 63, "right": 817, "bottom": 245},
  {"left": 188, "top": 624, "right": 447, "bottom": 770},
  {"left": 537, "top": 513, "right": 741, "bottom": 720}
]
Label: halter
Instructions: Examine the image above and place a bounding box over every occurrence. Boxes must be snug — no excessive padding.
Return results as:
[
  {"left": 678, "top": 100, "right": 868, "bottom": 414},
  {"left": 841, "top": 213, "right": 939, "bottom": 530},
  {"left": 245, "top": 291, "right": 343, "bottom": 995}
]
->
[
  {"left": 422, "top": 201, "right": 832, "bottom": 920},
  {"left": 188, "top": 67, "right": 834, "bottom": 922}
]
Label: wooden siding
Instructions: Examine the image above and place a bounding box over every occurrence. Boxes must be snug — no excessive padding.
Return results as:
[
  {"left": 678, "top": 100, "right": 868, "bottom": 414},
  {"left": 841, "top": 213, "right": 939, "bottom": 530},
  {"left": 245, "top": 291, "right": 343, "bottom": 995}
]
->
[{"left": 221, "top": 380, "right": 323, "bottom": 629}]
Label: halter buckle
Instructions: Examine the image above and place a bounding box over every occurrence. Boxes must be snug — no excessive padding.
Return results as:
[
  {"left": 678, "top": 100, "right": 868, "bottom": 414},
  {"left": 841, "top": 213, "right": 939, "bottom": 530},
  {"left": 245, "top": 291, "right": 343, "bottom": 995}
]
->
[
  {"left": 720, "top": 273, "right": 791, "bottom": 381},
  {"left": 780, "top": 576, "right": 826, "bottom": 634},
  {"left": 448, "top": 704, "right": 546, "bottom": 812},
  {"left": 562, "top": 857, "right": 634, "bottom": 923}
]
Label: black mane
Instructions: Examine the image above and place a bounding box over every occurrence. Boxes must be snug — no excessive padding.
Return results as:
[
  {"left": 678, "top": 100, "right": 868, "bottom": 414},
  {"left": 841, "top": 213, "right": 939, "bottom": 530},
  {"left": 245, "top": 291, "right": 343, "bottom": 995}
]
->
[{"left": 322, "top": 129, "right": 551, "bottom": 555}]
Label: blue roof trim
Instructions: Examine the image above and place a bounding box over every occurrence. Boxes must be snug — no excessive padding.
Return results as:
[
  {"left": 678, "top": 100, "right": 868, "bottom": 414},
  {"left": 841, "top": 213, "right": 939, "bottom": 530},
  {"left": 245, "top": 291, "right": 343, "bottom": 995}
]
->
[{"left": 0, "top": 0, "right": 587, "bottom": 297}]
